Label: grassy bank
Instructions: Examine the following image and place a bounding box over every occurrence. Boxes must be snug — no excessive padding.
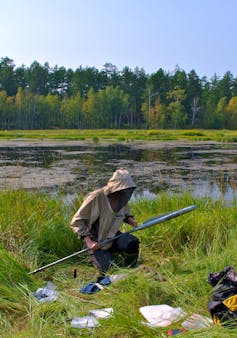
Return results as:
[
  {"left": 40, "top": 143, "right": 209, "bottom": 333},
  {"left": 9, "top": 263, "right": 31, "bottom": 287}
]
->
[
  {"left": 1, "top": 128, "right": 237, "bottom": 143},
  {"left": 1, "top": 190, "right": 237, "bottom": 337}
]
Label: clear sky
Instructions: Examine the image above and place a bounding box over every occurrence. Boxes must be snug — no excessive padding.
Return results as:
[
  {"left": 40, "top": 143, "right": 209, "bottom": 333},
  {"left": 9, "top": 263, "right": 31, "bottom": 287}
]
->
[{"left": 1, "top": 0, "right": 236, "bottom": 78}]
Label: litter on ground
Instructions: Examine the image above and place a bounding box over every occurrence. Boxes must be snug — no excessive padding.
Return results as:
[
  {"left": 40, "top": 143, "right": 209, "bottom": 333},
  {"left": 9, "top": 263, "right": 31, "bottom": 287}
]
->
[
  {"left": 34, "top": 281, "right": 58, "bottom": 303},
  {"left": 80, "top": 273, "right": 127, "bottom": 294},
  {"left": 89, "top": 307, "right": 114, "bottom": 319},
  {"left": 139, "top": 304, "right": 187, "bottom": 327},
  {"left": 71, "top": 307, "right": 113, "bottom": 329},
  {"left": 71, "top": 315, "right": 99, "bottom": 328},
  {"left": 181, "top": 313, "right": 213, "bottom": 330}
]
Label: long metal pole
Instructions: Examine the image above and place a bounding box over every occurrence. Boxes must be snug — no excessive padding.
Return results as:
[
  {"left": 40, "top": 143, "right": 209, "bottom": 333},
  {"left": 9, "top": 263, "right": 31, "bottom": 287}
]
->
[{"left": 29, "top": 205, "right": 196, "bottom": 275}]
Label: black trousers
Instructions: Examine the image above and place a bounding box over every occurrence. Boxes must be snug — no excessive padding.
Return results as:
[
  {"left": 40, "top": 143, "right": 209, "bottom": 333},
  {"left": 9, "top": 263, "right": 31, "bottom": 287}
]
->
[{"left": 89, "top": 231, "right": 139, "bottom": 275}]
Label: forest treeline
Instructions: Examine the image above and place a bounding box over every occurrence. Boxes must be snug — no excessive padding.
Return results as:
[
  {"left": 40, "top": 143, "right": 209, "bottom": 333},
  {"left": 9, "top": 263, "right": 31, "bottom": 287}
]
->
[{"left": 0, "top": 56, "right": 237, "bottom": 130}]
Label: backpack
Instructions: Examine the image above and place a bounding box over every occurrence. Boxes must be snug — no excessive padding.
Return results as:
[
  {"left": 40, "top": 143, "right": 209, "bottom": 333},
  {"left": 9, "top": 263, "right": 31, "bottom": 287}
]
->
[{"left": 207, "top": 266, "right": 237, "bottom": 328}]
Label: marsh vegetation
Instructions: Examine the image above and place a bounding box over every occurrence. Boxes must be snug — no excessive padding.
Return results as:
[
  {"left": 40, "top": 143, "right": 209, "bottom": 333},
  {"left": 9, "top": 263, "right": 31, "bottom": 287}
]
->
[
  {"left": 1, "top": 189, "right": 237, "bottom": 337},
  {"left": 1, "top": 128, "right": 237, "bottom": 142},
  {"left": 1, "top": 131, "right": 237, "bottom": 336}
]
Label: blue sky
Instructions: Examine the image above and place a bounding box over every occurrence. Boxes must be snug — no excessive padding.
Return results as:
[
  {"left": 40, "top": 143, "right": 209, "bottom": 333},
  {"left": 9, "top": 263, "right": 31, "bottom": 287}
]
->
[{"left": 1, "top": 0, "right": 236, "bottom": 78}]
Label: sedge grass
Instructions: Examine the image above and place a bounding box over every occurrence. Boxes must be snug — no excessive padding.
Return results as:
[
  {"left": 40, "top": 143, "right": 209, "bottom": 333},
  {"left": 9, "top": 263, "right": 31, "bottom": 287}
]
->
[
  {"left": 2, "top": 128, "right": 237, "bottom": 143},
  {"left": 0, "top": 189, "right": 237, "bottom": 336}
]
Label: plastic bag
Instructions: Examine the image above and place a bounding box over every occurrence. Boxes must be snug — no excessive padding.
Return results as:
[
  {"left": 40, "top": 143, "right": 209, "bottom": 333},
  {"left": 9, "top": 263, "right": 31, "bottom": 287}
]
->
[
  {"left": 181, "top": 313, "right": 213, "bottom": 329},
  {"left": 207, "top": 266, "right": 237, "bottom": 327},
  {"left": 139, "top": 304, "right": 186, "bottom": 327},
  {"left": 34, "top": 281, "right": 58, "bottom": 303},
  {"left": 71, "top": 307, "right": 113, "bottom": 329},
  {"left": 89, "top": 307, "right": 113, "bottom": 319},
  {"left": 109, "top": 273, "right": 127, "bottom": 283},
  {"left": 71, "top": 316, "right": 99, "bottom": 328}
]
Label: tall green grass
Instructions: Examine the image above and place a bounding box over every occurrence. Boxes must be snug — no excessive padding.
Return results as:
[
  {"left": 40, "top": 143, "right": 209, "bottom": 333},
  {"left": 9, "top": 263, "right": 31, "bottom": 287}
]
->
[
  {"left": 1, "top": 189, "right": 237, "bottom": 336},
  {"left": 2, "top": 128, "right": 237, "bottom": 143}
]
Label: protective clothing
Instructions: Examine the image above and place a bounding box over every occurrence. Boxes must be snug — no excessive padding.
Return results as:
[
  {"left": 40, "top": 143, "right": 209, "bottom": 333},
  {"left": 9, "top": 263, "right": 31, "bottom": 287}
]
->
[
  {"left": 70, "top": 169, "right": 139, "bottom": 274},
  {"left": 71, "top": 168, "right": 136, "bottom": 247}
]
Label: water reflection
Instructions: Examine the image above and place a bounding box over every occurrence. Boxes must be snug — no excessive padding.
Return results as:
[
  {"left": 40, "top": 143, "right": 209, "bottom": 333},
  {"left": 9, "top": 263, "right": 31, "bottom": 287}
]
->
[{"left": 0, "top": 142, "right": 237, "bottom": 201}]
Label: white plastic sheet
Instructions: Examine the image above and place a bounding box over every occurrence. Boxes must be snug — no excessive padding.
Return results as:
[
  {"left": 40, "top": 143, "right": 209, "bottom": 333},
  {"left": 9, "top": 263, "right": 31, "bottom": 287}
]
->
[{"left": 139, "top": 304, "right": 187, "bottom": 327}]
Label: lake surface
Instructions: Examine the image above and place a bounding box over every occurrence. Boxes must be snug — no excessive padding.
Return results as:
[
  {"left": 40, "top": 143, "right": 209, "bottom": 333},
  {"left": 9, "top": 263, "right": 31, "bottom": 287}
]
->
[{"left": 0, "top": 140, "right": 237, "bottom": 201}]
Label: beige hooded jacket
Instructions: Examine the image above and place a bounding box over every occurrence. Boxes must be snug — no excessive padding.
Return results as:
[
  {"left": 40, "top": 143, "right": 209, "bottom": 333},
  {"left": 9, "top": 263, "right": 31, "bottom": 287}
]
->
[{"left": 70, "top": 169, "right": 136, "bottom": 248}]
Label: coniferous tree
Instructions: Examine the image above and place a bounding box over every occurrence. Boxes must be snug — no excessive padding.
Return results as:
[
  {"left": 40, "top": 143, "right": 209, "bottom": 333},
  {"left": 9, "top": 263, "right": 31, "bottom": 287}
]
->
[{"left": 0, "top": 57, "right": 17, "bottom": 96}]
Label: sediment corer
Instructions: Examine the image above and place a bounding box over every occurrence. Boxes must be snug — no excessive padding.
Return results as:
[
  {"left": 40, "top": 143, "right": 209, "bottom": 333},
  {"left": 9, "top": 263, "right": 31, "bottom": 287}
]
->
[{"left": 29, "top": 205, "right": 197, "bottom": 275}]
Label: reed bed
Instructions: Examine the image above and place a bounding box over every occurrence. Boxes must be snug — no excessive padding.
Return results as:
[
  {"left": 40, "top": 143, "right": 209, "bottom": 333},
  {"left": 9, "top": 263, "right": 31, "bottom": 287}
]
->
[{"left": 1, "top": 128, "right": 237, "bottom": 143}]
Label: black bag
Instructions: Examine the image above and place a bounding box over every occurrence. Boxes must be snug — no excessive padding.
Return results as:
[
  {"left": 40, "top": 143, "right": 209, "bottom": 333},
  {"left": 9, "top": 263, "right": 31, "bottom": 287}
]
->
[{"left": 207, "top": 266, "right": 237, "bottom": 327}]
